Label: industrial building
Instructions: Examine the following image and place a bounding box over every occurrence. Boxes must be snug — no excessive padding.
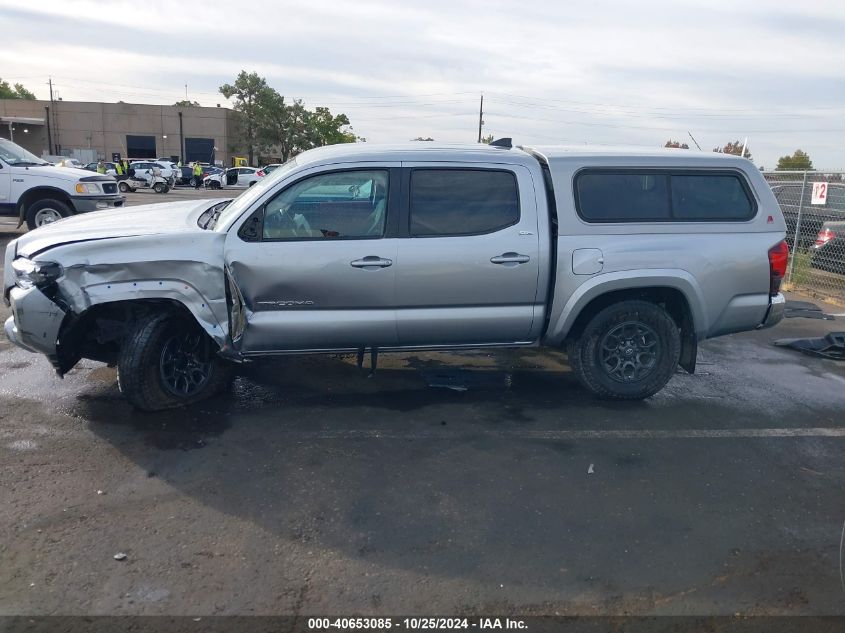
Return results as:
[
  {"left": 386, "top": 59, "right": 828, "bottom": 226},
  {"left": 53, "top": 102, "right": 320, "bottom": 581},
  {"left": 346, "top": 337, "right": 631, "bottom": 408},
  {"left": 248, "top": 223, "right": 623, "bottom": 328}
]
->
[{"left": 0, "top": 98, "right": 243, "bottom": 165}]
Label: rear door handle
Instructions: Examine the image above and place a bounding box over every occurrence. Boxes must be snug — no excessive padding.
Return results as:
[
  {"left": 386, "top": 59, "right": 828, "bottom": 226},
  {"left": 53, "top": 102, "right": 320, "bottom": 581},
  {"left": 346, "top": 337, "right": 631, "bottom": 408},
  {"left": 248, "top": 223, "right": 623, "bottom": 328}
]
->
[
  {"left": 490, "top": 252, "right": 530, "bottom": 265},
  {"left": 351, "top": 256, "right": 393, "bottom": 269}
]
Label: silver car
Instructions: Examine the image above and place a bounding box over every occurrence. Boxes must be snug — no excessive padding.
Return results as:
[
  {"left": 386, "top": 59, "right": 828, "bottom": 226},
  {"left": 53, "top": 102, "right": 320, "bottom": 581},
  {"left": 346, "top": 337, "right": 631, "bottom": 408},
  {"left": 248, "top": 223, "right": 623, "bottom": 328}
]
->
[{"left": 3, "top": 143, "right": 787, "bottom": 410}]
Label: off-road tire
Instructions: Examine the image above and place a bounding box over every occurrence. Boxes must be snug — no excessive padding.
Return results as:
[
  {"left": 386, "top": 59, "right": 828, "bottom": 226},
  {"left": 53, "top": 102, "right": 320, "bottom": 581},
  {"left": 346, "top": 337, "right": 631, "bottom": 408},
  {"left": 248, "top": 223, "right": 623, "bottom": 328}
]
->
[
  {"left": 117, "top": 314, "right": 233, "bottom": 411},
  {"left": 153, "top": 182, "right": 166, "bottom": 193},
  {"left": 118, "top": 181, "right": 131, "bottom": 193},
  {"left": 568, "top": 300, "right": 680, "bottom": 400},
  {"left": 26, "top": 198, "right": 72, "bottom": 230}
]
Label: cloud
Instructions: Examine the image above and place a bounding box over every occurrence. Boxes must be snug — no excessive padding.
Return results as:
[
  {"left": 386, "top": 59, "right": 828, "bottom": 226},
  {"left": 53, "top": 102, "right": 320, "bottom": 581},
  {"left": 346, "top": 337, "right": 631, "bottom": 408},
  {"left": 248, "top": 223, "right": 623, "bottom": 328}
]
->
[{"left": 1, "top": 0, "right": 843, "bottom": 167}]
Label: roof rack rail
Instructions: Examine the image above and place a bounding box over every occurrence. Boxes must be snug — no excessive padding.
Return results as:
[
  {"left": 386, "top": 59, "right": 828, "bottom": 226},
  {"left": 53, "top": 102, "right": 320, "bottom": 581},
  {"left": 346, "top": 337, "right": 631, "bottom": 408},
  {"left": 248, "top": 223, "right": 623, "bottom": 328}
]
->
[{"left": 489, "top": 137, "right": 512, "bottom": 149}]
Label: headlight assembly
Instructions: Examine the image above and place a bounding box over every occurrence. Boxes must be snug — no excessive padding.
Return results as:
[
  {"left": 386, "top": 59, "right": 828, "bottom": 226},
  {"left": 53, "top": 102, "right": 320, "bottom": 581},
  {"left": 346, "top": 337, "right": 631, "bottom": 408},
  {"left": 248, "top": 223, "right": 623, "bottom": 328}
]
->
[
  {"left": 75, "top": 182, "right": 100, "bottom": 194},
  {"left": 11, "top": 258, "right": 63, "bottom": 289}
]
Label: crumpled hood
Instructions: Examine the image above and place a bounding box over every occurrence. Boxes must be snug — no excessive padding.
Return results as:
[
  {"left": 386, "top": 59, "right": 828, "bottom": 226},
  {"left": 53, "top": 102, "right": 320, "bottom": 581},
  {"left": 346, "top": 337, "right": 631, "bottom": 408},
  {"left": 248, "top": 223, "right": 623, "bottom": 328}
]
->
[{"left": 13, "top": 199, "right": 219, "bottom": 258}]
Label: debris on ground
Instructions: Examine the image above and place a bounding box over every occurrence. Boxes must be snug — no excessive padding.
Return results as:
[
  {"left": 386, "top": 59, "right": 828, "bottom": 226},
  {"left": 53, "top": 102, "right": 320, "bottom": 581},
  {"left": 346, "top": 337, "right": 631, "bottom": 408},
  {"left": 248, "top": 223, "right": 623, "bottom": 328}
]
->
[
  {"left": 113, "top": 553, "right": 127, "bottom": 561},
  {"left": 774, "top": 332, "right": 845, "bottom": 360},
  {"left": 783, "top": 300, "right": 835, "bottom": 320}
]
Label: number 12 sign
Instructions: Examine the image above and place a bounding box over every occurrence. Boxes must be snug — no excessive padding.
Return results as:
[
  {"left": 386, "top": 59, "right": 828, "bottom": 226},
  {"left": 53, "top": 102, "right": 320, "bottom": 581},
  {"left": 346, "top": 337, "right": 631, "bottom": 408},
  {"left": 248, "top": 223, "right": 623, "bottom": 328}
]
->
[{"left": 811, "top": 182, "right": 828, "bottom": 205}]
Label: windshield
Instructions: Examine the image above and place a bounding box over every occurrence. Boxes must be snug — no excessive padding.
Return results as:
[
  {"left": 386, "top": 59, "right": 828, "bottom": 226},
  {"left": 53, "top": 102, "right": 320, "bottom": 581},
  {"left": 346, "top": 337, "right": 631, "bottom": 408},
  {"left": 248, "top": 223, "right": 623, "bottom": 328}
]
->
[
  {"left": 213, "top": 157, "right": 299, "bottom": 231},
  {"left": 0, "top": 138, "right": 49, "bottom": 166}
]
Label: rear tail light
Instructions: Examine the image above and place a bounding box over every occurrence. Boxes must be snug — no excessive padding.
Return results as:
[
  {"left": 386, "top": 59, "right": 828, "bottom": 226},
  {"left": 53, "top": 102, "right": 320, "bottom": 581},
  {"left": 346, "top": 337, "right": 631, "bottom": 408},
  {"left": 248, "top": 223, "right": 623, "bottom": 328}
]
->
[
  {"left": 815, "top": 227, "right": 836, "bottom": 246},
  {"left": 256, "top": 170, "right": 265, "bottom": 177},
  {"left": 768, "top": 240, "right": 789, "bottom": 296}
]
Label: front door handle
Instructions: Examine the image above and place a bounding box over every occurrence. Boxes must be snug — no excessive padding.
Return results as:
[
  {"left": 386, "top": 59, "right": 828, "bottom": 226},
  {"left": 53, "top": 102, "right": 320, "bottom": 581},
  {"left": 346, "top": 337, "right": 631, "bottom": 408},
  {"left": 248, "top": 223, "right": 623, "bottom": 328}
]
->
[
  {"left": 351, "top": 256, "right": 393, "bottom": 269},
  {"left": 490, "top": 252, "right": 530, "bottom": 265}
]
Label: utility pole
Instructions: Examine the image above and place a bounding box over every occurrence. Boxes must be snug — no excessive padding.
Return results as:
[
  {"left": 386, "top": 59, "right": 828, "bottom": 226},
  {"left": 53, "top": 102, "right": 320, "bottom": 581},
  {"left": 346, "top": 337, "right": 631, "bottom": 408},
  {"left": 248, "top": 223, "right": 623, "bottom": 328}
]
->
[
  {"left": 477, "top": 93, "right": 484, "bottom": 143},
  {"left": 48, "top": 78, "right": 56, "bottom": 153}
]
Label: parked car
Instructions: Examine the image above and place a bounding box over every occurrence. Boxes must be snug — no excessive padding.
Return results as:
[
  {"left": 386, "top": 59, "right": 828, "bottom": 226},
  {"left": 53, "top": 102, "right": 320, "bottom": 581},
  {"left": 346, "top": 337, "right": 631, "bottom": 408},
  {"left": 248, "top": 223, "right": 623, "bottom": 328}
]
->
[
  {"left": 811, "top": 220, "right": 845, "bottom": 275},
  {"left": 771, "top": 181, "right": 845, "bottom": 250},
  {"left": 0, "top": 137, "right": 124, "bottom": 230},
  {"left": 204, "top": 166, "right": 260, "bottom": 189},
  {"left": 83, "top": 161, "right": 118, "bottom": 177},
  {"left": 256, "top": 164, "right": 283, "bottom": 178},
  {"left": 53, "top": 157, "right": 85, "bottom": 169},
  {"left": 4, "top": 142, "right": 787, "bottom": 410}
]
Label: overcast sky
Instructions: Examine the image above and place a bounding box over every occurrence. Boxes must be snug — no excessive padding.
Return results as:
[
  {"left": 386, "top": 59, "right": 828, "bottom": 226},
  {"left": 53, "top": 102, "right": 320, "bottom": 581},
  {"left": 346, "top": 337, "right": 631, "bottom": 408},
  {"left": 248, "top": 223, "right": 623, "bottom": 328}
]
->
[{"left": 2, "top": 0, "right": 844, "bottom": 168}]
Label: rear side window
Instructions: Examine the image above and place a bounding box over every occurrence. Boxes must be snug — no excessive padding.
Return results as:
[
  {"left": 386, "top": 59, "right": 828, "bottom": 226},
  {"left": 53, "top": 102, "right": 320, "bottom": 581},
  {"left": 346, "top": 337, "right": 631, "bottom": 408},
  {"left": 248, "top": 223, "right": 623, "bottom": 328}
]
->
[
  {"left": 671, "top": 174, "right": 753, "bottom": 220},
  {"left": 576, "top": 173, "right": 670, "bottom": 222},
  {"left": 575, "top": 170, "right": 756, "bottom": 222},
  {"left": 410, "top": 169, "right": 519, "bottom": 236}
]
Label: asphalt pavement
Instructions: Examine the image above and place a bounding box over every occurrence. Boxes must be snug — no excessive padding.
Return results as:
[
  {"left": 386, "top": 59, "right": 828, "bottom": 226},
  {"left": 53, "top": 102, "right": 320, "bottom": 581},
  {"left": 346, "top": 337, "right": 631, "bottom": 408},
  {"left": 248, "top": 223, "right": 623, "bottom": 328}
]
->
[{"left": 1, "top": 191, "right": 844, "bottom": 617}]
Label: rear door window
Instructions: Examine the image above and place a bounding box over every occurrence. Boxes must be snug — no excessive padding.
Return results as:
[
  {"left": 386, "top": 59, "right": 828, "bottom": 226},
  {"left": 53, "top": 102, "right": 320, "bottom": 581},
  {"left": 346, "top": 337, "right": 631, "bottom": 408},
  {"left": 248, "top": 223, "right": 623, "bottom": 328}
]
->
[{"left": 409, "top": 169, "right": 519, "bottom": 236}]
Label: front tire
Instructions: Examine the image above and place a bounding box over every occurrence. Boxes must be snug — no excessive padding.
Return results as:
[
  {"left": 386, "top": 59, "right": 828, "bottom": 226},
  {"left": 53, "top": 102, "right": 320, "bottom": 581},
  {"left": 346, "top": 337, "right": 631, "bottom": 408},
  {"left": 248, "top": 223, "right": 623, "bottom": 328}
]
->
[
  {"left": 568, "top": 300, "right": 680, "bottom": 400},
  {"left": 26, "top": 199, "right": 71, "bottom": 230},
  {"left": 118, "top": 314, "right": 233, "bottom": 411},
  {"left": 153, "top": 182, "right": 166, "bottom": 193},
  {"left": 118, "top": 181, "right": 130, "bottom": 193},
  {"left": 209, "top": 180, "right": 221, "bottom": 190}
]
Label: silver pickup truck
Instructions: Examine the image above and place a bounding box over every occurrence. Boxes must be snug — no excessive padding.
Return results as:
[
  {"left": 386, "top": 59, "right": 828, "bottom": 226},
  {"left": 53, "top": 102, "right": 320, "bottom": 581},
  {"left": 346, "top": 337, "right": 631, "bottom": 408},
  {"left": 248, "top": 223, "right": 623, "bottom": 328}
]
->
[{"left": 3, "top": 142, "right": 788, "bottom": 410}]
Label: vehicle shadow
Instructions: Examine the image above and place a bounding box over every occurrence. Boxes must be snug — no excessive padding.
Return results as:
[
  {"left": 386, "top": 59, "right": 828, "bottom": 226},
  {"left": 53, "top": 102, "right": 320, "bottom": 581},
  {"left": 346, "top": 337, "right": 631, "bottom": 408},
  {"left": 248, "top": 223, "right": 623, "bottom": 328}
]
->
[{"left": 71, "top": 351, "right": 778, "bottom": 608}]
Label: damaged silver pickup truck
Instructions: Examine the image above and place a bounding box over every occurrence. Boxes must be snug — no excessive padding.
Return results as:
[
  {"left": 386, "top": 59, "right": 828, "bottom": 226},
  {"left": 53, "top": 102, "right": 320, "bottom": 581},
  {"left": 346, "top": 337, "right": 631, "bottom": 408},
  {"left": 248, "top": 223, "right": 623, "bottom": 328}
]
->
[{"left": 4, "top": 142, "right": 788, "bottom": 410}]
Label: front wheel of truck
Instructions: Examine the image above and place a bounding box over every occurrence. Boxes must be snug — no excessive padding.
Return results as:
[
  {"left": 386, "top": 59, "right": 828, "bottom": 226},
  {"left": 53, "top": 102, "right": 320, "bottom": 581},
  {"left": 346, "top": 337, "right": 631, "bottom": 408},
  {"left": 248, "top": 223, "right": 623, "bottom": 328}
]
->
[
  {"left": 118, "top": 314, "right": 234, "bottom": 411},
  {"left": 568, "top": 300, "right": 680, "bottom": 400}
]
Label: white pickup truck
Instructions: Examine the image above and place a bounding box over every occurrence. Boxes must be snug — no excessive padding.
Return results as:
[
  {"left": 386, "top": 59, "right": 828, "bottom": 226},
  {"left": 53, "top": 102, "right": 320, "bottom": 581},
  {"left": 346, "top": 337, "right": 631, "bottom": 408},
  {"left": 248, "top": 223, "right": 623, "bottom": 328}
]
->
[
  {"left": 0, "top": 138, "right": 125, "bottom": 230},
  {"left": 4, "top": 142, "right": 788, "bottom": 410}
]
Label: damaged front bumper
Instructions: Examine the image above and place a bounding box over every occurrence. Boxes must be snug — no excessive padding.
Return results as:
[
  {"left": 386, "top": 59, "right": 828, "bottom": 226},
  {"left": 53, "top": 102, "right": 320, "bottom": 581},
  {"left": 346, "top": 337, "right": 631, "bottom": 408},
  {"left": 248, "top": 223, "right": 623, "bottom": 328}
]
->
[{"left": 4, "top": 285, "right": 66, "bottom": 365}]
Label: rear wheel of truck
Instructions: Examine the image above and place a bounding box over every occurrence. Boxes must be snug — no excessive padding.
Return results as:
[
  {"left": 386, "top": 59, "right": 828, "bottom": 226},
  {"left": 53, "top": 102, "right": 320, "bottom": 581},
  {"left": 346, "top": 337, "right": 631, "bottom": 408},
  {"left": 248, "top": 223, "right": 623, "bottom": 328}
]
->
[
  {"left": 26, "top": 199, "right": 71, "bottom": 230},
  {"left": 118, "top": 314, "right": 234, "bottom": 411},
  {"left": 569, "top": 300, "right": 680, "bottom": 400}
]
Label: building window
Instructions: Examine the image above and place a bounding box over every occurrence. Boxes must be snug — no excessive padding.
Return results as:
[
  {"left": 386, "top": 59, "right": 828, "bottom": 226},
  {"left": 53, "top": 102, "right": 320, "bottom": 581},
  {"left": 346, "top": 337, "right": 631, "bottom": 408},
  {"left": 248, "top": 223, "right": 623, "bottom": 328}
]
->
[
  {"left": 126, "top": 135, "right": 156, "bottom": 159},
  {"left": 185, "top": 138, "right": 214, "bottom": 163}
]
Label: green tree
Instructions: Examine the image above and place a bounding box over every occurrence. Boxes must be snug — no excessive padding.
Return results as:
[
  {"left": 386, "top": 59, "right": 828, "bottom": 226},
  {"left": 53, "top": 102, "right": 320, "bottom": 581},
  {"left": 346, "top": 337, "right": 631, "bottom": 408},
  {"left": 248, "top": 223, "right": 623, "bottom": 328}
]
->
[
  {"left": 174, "top": 99, "right": 200, "bottom": 107},
  {"left": 308, "top": 107, "right": 357, "bottom": 146},
  {"left": 664, "top": 139, "right": 689, "bottom": 149},
  {"left": 219, "top": 71, "right": 273, "bottom": 165},
  {"left": 776, "top": 149, "right": 813, "bottom": 171},
  {"left": 258, "top": 91, "right": 310, "bottom": 162},
  {"left": 0, "top": 78, "right": 36, "bottom": 99},
  {"left": 713, "top": 140, "right": 752, "bottom": 160},
  {"left": 479, "top": 134, "right": 494, "bottom": 144}
]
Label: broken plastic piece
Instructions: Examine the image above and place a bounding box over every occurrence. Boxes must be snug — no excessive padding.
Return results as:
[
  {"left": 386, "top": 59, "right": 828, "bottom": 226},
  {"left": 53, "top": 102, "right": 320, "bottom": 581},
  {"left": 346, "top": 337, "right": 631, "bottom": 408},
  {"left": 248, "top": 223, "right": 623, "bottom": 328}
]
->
[{"left": 774, "top": 332, "right": 845, "bottom": 360}]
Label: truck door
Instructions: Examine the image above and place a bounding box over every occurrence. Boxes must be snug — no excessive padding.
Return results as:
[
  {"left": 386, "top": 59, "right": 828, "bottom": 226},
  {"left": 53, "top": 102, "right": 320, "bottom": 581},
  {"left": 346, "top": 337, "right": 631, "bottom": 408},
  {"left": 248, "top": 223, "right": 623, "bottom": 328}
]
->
[
  {"left": 224, "top": 165, "right": 401, "bottom": 352},
  {"left": 0, "top": 159, "right": 10, "bottom": 210},
  {"left": 395, "top": 164, "right": 541, "bottom": 345}
]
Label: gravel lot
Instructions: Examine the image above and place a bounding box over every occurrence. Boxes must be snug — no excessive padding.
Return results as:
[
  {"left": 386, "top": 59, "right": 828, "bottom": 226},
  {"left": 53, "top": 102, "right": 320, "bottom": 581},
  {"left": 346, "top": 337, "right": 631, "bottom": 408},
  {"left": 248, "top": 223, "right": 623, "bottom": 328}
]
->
[{"left": 1, "top": 190, "right": 845, "bottom": 617}]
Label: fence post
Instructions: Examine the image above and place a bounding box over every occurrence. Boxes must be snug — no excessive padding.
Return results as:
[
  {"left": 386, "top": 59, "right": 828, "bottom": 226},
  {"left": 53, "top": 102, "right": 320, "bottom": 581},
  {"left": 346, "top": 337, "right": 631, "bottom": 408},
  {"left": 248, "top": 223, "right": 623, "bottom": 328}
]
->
[{"left": 787, "top": 170, "right": 809, "bottom": 284}]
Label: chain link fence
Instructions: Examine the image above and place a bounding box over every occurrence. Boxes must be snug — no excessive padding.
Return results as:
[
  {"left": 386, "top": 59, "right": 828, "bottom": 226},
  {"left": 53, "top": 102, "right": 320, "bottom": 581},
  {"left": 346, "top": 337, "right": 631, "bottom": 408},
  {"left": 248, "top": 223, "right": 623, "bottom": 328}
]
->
[{"left": 763, "top": 171, "right": 845, "bottom": 304}]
